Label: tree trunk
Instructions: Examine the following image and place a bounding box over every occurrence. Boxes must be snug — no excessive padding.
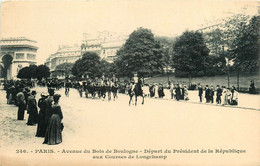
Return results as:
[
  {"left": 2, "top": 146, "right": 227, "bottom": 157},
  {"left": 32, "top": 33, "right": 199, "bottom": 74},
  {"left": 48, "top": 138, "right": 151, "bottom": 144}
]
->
[
  {"left": 237, "top": 70, "right": 240, "bottom": 91},
  {"left": 189, "top": 72, "right": 192, "bottom": 86}
]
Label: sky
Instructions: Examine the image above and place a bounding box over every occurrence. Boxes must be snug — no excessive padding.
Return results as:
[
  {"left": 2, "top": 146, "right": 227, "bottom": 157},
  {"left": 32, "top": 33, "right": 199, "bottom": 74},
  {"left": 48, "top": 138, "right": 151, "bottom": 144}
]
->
[{"left": 0, "top": 0, "right": 259, "bottom": 64}]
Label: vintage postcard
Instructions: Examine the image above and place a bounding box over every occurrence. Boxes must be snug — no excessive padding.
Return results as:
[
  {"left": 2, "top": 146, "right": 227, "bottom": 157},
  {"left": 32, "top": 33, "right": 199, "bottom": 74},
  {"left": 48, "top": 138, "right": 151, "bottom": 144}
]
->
[{"left": 0, "top": 0, "right": 259, "bottom": 165}]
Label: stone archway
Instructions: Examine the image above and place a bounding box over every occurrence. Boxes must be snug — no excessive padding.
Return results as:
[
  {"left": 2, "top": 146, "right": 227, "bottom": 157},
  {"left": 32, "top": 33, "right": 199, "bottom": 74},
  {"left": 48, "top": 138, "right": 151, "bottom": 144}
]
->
[
  {"left": 0, "top": 64, "right": 4, "bottom": 78},
  {"left": 2, "top": 54, "right": 13, "bottom": 80}
]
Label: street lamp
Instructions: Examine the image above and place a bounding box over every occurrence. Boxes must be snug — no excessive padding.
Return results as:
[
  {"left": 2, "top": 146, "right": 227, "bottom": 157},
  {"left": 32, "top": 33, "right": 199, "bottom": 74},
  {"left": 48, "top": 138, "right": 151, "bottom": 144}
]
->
[{"left": 223, "top": 45, "right": 230, "bottom": 88}]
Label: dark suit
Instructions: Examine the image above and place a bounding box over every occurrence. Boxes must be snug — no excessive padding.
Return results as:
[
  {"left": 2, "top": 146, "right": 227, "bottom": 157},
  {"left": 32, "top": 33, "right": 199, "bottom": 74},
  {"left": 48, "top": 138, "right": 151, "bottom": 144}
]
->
[
  {"left": 27, "top": 95, "right": 38, "bottom": 125},
  {"left": 198, "top": 87, "right": 203, "bottom": 102}
]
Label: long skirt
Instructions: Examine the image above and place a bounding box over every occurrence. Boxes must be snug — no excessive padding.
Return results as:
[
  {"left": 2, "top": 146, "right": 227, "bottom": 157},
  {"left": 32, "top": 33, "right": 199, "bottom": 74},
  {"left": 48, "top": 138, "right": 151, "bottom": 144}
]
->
[
  {"left": 43, "top": 114, "right": 62, "bottom": 145},
  {"left": 36, "top": 111, "right": 47, "bottom": 137},
  {"left": 27, "top": 109, "right": 38, "bottom": 125},
  {"left": 17, "top": 103, "right": 26, "bottom": 120},
  {"left": 7, "top": 94, "right": 12, "bottom": 104}
]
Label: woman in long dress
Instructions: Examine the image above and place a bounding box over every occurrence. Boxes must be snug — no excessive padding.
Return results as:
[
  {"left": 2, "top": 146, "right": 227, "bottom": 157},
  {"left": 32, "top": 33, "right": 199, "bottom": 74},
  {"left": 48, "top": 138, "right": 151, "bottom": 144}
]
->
[
  {"left": 184, "top": 85, "right": 189, "bottom": 101},
  {"left": 43, "top": 94, "right": 63, "bottom": 145},
  {"left": 27, "top": 90, "right": 38, "bottom": 125},
  {"left": 36, "top": 92, "right": 48, "bottom": 137}
]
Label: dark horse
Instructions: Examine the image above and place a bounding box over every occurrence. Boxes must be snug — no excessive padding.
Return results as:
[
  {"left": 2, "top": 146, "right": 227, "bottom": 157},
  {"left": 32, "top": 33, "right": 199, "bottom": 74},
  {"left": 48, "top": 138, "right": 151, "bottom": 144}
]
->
[{"left": 128, "top": 80, "right": 144, "bottom": 106}]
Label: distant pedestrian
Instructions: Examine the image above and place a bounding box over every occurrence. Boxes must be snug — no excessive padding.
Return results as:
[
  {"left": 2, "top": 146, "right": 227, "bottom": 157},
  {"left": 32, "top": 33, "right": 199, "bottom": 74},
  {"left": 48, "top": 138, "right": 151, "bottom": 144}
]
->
[
  {"left": 205, "top": 85, "right": 210, "bottom": 103},
  {"left": 16, "top": 88, "right": 26, "bottom": 120},
  {"left": 107, "top": 79, "right": 112, "bottom": 101},
  {"left": 184, "top": 85, "right": 189, "bottom": 101},
  {"left": 111, "top": 81, "right": 119, "bottom": 100},
  {"left": 221, "top": 86, "right": 231, "bottom": 106},
  {"left": 229, "top": 86, "right": 238, "bottom": 105},
  {"left": 249, "top": 80, "right": 256, "bottom": 94},
  {"left": 158, "top": 83, "right": 165, "bottom": 98},
  {"left": 180, "top": 84, "right": 184, "bottom": 100},
  {"left": 65, "top": 80, "right": 71, "bottom": 97},
  {"left": 198, "top": 84, "right": 203, "bottom": 102},
  {"left": 216, "top": 85, "right": 222, "bottom": 104},
  {"left": 209, "top": 85, "right": 215, "bottom": 103},
  {"left": 169, "top": 82, "right": 175, "bottom": 99},
  {"left": 154, "top": 84, "right": 159, "bottom": 98},
  {"left": 23, "top": 88, "right": 30, "bottom": 107},
  {"left": 149, "top": 84, "right": 155, "bottom": 97},
  {"left": 175, "top": 84, "right": 181, "bottom": 101}
]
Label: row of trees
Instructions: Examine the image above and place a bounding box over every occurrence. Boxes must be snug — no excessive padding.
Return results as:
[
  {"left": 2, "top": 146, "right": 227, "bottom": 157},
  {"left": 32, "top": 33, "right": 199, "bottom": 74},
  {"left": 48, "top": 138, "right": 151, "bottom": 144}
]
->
[
  {"left": 70, "top": 14, "right": 259, "bottom": 82},
  {"left": 17, "top": 64, "right": 50, "bottom": 80},
  {"left": 72, "top": 52, "right": 116, "bottom": 79}
]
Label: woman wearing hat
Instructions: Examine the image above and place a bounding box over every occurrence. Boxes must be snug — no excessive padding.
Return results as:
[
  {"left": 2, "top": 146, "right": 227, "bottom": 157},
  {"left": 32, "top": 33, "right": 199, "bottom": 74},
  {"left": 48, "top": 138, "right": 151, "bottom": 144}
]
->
[
  {"left": 43, "top": 94, "right": 63, "bottom": 145},
  {"left": 36, "top": 92, "right": 48, "bottom": 137},
  {"left": 26, "top": 90, "right": 38, "bottom": 126},
  {"left": 229, "top": 86, "right": 238, "bottom": 105}
]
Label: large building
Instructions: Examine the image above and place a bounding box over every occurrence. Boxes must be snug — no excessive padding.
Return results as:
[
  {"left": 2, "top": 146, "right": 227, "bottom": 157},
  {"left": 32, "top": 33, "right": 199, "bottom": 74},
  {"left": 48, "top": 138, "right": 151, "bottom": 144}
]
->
[
  {"left": 0, "top": 37, "right": 38, "bottom": 80},
  {"left": 81, "top": 31, "right": 127, "bottom": 62},
  {"left": 44, "top": 44, "right": 81, "bottom": 79},
  {"left": 45, "top": 44, "right": 81, "bottom": 72},
  {"left": 44, "top": 31, "right": 127, "bottom": 78}
]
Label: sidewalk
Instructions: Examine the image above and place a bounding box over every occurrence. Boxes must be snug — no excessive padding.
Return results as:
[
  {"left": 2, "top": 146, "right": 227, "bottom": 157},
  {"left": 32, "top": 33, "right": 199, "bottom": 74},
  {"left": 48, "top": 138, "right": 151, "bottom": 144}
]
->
[{"left": 147, "top": 89, "right": 260, "bottom": 111}]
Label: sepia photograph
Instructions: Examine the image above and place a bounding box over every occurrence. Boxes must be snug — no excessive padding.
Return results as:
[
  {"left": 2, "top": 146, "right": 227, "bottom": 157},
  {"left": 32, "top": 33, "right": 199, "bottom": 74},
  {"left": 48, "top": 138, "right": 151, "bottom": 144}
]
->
[{"left": 0, "top": 0, "right": 259, "bottom": 165}]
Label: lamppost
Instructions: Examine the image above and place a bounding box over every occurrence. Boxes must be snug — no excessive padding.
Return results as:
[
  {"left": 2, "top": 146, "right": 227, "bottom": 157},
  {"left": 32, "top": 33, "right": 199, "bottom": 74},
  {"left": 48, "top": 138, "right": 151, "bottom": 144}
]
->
[{"left": 223, "top": 45, "right": 230, "bottom": 88}]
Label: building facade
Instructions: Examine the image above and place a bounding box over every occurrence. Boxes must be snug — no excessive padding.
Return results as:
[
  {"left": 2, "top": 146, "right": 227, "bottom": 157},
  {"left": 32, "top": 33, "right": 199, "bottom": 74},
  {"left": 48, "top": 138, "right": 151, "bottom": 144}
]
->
[
  {"left": 44, "top": 31, "right": 127, "bottom": 79},
  {"left": 81, "top": 31, "right": 127, "bottom": 62},
  {"left": 44, "top": 44, "right": 81, "bottom": 79},
  {"left": 45, "top": 44, "right": 81, "bottom": 72},
  {"left": 0, "top": 37, "right": 38, "bottom": 80}
]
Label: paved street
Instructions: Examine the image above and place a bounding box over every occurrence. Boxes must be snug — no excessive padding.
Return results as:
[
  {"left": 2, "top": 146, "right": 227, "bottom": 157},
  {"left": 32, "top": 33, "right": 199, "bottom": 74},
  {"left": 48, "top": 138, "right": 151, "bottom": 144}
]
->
[{"left": 0, "top": 86, "right": 259, "bottom": 166}]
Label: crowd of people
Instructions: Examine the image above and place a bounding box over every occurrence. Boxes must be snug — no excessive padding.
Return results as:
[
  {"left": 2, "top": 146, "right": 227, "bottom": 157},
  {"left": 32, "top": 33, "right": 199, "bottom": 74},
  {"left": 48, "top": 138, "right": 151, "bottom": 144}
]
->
[
  {"left": 147, "top": 82, "right": 239, "bottom": 106},
  {"left": 3, "top": 80, "right": 63, "bottom": 145},
  {"left": 44, "top": 78, "right": 240, "bottom": 106},
  {"left": 0, "top": 78, "right": 256, "bottom": 146}
]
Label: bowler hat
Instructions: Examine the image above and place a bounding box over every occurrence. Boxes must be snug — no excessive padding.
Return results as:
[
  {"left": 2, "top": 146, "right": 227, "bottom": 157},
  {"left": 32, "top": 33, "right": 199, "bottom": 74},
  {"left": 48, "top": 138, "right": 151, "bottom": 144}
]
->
[{"left": 31, "top": 90, "right": 37, "bottom": 95}]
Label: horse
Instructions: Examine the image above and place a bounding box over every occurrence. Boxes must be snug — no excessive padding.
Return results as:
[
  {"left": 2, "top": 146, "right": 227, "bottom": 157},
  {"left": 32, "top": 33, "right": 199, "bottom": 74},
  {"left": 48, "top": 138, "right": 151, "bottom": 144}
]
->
[
  {"left": 111, "top": 81, "right": 118, "bottom": 101},
  {"left": 128, "top": 80, "right": 144, "bottom": 106}
]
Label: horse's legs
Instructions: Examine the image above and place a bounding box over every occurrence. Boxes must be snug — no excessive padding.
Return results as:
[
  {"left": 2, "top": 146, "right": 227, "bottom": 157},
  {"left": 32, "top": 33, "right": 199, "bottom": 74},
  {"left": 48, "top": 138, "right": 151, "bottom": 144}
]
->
[
  {"left": 113, "top": 92, "right": 116, "bottom": 100},
  {"left": 129, "top": 95, "right": 132, "bottom": 105},
  {"left": 142, "top": 95, "right": 144, "bottom": 104},
  {"left": 135, "top": 95, "right": 137, "bottom": 106}
]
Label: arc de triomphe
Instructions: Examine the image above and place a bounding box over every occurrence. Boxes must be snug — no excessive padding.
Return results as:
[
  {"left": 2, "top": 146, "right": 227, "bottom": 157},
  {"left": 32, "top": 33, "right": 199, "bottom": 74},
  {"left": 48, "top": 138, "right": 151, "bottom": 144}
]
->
[{"left": 0, "top": 37, "right": 38, "bottom": 80}]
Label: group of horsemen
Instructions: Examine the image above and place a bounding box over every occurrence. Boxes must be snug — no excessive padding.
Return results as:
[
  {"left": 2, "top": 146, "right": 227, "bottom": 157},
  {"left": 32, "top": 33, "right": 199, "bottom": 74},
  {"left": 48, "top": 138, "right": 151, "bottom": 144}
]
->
[
  {"left": 57, "top": 77, "right": 145, "bottom": 105},
  {"left": 63, "top": 78, "right": 121, "bottom": 101}
]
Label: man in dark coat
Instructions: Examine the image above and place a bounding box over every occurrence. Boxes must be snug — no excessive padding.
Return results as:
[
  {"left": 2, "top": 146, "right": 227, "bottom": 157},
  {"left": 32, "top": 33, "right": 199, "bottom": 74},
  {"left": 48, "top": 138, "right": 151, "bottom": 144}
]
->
[
  {"left": 216, "top": 85, "right": 222, "bottom": 104},
  {"left": 26, "top": 90, "right": 38, "bottom": 125},
  {"left": 149, "top": 84, "right": 155, "bottom": 97},
  {"left": 205, "top": 85, "right": 210, "bottom": 103},
  {"left": 175, "top": 84, "right": 181, "bottom": 101},
  {"left": 198, "top": 84, "right": 203, "bottom": 102},
  {"left": 249, "top": 80, "right": 256, "bottom": 94},
  {"left": 158, "top": 83, "right": 165, "bottom": 98},
  {"left": 180, "top": 84, "right": 185, "bottom": 100},
  {"left": 209, "top": 85, "right": 215, "bottom": 103},
  {"left": 23, "top": 88, "right": 30, "bottom": 108},
  {"left": 16, "top": 88, "right": 26, "bottom": 120}
]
